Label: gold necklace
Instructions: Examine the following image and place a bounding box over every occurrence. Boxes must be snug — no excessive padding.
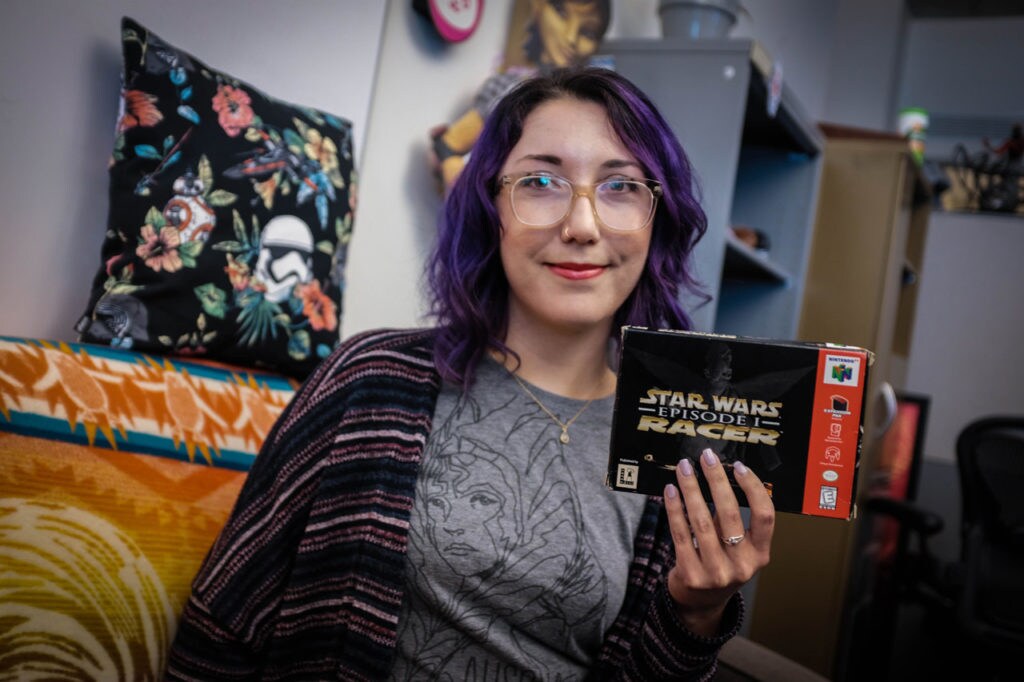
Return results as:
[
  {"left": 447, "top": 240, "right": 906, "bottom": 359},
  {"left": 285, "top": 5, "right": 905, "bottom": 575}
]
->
[{"left": 508, "top": 371, "right": 600, "bottom": 444}]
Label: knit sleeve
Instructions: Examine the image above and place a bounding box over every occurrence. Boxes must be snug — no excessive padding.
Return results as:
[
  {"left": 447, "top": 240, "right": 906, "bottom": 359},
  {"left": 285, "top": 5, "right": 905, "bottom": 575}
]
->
[
  {"left": 164, "top": 333, "right": 360, "bottom": 680},
  {"left": 165, "top": 328, "right": 440, "bottom": 680}
]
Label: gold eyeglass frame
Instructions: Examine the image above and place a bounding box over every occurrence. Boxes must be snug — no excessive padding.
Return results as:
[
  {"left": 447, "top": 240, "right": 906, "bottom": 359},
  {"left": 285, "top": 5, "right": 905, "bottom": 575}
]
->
[{"left": 498, "top": 172, "right": 663, "bottom": 232}]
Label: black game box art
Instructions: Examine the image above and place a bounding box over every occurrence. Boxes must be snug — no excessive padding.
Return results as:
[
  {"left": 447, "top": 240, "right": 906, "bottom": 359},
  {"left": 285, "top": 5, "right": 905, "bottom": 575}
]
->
[{"left": 606, "top": 327, "right": 873, "bottom": 519}]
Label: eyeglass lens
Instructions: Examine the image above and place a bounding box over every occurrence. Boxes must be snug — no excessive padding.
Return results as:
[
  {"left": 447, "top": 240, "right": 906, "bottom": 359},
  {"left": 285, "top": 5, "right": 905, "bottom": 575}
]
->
[{"left": 511, "top": 176, "right": 654, "bottom": 231}]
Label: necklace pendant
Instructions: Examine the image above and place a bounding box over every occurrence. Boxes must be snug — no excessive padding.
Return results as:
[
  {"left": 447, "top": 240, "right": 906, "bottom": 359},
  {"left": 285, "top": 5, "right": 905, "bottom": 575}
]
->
[{"left": 559, "top": 430, "right": 570, "bottom": 444}]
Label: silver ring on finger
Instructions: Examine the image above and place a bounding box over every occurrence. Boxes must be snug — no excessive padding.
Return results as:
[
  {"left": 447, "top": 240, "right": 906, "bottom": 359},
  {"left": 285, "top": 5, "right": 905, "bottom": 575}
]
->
[{"left": 721, "top": 533, "right": 745, "bottom": 546}]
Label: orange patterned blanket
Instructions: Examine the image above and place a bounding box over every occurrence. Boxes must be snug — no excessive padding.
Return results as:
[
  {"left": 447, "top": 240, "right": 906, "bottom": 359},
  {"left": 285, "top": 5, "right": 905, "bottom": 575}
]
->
[{"left": 0, "top": 337, "right": 296, "bottom": 679}]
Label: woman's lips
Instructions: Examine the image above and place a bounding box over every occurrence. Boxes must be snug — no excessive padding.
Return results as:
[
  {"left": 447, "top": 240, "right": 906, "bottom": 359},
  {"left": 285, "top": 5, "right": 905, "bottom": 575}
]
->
[{"left": 548, "top": 262, "right": 606, "bottom": 280}]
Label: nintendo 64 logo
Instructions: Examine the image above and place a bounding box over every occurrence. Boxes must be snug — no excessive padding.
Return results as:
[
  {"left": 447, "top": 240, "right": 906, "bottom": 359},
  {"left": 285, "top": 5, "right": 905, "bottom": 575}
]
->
[{"left": 823, "top": 354, "right": 861, "bottom": 387}]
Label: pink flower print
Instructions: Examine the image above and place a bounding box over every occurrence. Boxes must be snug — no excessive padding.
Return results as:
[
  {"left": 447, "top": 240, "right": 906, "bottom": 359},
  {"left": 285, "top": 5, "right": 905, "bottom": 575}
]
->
[
  {"left": 119, "top": 90, "right": 164, "bottom": 132},
  {"left": 297, "top": 280, "right": 337, "bottom": 332},
  {"left": 212, "top": 85, "right": 254, "bottom": 137},
  {"left": 136, "top": 224, "right": 183, "bottom": 273},
  {"left": 224, "top": 254, "right": 252, "bottom": 291}
]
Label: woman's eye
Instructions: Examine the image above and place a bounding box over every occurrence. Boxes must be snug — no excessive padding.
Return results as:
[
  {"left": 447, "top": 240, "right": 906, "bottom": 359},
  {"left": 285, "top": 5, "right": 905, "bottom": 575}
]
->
[
  {"left": 603, "top": 180, "right": 635, "bottom": 193},
  {"left": 522, "top": 175, "right": 563, "bottom": 191}
]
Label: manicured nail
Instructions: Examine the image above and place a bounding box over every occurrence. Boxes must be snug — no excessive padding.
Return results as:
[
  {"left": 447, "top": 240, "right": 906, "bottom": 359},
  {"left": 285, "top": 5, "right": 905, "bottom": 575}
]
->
[
  {"left": 664, "top": 483, "right": 678, "bottom": 499},
  {"left": 702, "top": 449, "right": 719, "bottom": 467},
  {"left": 734, "top": 461, "right": 749, "bottom": 477},
  {"left": 678, "top": 458, "right": 694, "bottom": 477}
]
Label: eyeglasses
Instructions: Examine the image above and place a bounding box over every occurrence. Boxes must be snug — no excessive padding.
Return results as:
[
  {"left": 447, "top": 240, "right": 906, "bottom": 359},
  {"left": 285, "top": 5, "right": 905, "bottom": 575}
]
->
[{"left": 498, "top": 172, "right": 662, "bottom": 232}]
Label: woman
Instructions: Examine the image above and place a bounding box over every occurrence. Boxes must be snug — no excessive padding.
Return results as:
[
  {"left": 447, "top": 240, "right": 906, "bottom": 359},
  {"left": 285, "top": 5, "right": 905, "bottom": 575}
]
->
[{"left": 167, "top": 67, "right": 775, "bottom": 680}]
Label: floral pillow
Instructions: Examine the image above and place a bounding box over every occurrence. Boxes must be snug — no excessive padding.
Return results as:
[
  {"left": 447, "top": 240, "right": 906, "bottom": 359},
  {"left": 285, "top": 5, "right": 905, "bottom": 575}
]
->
[{"left": 76, "top": 17, "right": 356, "bottom": 378}]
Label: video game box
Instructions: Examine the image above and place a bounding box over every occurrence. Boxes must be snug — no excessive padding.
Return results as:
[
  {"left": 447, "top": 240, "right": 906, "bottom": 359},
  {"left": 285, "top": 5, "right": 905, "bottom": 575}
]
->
[{"left": 607, "top": 327, "right": 873, "bottom": 519}]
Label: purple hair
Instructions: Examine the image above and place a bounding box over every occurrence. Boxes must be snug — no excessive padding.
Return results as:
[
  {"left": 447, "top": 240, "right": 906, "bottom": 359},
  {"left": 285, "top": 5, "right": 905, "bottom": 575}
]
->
[{"left": 426, "top": 67, "right": 708, "bottom": 386}]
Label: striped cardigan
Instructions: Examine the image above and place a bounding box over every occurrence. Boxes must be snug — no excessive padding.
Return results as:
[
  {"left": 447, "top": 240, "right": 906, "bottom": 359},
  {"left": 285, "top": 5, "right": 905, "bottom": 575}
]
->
[{"left": 165, "top": 328, "right": 741, "bottom": 680}]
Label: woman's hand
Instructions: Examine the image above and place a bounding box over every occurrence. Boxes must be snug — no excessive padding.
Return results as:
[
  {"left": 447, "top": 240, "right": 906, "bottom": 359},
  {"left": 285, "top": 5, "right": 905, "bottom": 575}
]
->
[{"left": 662, "top": 448, "right": 775, "bottom": 636}]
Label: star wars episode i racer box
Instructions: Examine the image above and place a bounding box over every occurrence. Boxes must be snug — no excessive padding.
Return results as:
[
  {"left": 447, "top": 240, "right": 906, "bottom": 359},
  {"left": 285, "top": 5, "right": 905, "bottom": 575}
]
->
[{"left": 606, "top": 327, "right": 874, "bottom": 520}]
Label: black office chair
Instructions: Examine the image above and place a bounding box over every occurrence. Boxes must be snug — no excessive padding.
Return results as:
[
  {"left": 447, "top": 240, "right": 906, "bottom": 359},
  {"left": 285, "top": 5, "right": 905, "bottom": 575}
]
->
[
  {"left": 953, "top": 416, "right": 1024, "bottom": 656},
  {"left": 849, "top": 416, "right": 1024, "bottom": 681},
  {"left": 847, "top": 495, "right": 951, "bottom": 681}
]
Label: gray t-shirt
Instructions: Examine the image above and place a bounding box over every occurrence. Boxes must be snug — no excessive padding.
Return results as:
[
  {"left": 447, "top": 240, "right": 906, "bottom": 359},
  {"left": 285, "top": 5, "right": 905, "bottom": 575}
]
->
[{"left": 391, "top": 358, "right": 648, "bottom": 681}]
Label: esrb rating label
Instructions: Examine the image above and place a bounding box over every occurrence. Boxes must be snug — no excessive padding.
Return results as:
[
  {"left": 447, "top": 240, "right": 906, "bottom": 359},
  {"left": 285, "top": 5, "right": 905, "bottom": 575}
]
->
[
  {"left": 617, "top": 463, "right": 639, "bottom": 489},
  {"left": 819, "top": 485, "right": 837, "bottom": 510}
]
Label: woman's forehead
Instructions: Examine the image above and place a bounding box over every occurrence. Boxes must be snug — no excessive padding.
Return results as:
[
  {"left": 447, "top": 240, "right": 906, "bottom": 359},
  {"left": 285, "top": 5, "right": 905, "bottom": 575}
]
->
[{"left": 507, "top": 98, "right": 638, "bottom": 171}]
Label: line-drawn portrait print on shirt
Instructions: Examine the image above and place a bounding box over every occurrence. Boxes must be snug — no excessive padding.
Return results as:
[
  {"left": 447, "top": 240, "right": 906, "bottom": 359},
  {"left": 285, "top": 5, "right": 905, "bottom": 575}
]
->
[{"left": 397, "top": 389, "right": 609, "bottom": 679}]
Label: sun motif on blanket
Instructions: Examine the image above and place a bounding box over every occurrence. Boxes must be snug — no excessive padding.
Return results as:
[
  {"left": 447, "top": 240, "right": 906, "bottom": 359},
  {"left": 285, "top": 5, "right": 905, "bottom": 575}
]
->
[
  {"left": 0, "top": 343, "right": 125, "bottom": 448},
  {"left": 0, "top": 499, "right": 176, "bottom": 680},
  {"left": 0, "top": 339, "right": 292, "bottom": 464}
]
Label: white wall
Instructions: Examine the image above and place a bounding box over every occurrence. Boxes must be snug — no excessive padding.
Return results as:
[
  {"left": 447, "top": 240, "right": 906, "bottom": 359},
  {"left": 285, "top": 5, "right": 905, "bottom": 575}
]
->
[
  {"left": 900, "top": 16, "right": 1024, "bottom": 118},
  {"left": 823, "top": 0, "right": 908, "bottom": 130},
  {"left": 0, "top": 0, "right": 385, "bottom": 341},
  {"left": 904, "top": 212, "right": 1024, "bottom": 462},
  {"left": 898, "top": 16, "right": 1024, "bottom": 159},
  {"left": 340, "top": 0, "right": 515, "bottom": 337}
]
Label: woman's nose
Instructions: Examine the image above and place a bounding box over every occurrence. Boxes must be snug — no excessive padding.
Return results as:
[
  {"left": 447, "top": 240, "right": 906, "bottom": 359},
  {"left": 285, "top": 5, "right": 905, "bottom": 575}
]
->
[{"left": 560, "top": 192, "right": 601, "bottom": 243}]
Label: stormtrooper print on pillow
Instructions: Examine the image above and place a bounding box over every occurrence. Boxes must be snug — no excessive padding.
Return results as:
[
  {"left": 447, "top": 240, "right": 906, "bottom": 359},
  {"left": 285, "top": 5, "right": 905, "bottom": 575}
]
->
[{"left": 77, "top": 17, "right": 355, "bottom": 378}]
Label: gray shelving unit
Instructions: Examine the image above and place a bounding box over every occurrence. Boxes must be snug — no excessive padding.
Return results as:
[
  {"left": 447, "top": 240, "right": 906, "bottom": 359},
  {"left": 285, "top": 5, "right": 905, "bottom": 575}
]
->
[{"left": 601, "top": 38, "right": 823, "bottom": 339}]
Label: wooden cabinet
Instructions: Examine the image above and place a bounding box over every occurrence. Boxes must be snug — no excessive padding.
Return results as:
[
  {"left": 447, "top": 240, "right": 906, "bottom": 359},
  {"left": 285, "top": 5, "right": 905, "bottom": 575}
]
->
[
  {"left": 602, "top": 38, "right": 823, "bottom": 337},
  {"left": 747, "top": 124, "right": 931, "bottom": 679}
]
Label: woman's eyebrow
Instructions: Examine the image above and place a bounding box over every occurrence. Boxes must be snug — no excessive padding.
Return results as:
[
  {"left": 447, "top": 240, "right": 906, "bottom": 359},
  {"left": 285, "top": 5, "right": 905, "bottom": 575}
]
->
[
  {"left": 511, "top": 155, "right": 642, "bottom": 171},
  {"left": 514, "top": 153, "right": 562, "bottom": 165},
  {"left": 602, "top": 159, "right": 643, "bottom": 171}
]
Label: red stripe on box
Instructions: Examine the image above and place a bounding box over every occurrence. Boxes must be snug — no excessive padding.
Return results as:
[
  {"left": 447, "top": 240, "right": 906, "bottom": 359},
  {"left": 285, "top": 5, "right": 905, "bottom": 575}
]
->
[{"left": 802, "top": 349, "right": 867, "bottom": 518}]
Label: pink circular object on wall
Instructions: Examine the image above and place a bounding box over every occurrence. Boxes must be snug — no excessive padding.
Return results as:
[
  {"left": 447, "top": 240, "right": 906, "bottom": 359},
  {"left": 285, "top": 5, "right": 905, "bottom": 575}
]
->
[{"left": 424, "top": 0, "right": 484, "bottom": 43}]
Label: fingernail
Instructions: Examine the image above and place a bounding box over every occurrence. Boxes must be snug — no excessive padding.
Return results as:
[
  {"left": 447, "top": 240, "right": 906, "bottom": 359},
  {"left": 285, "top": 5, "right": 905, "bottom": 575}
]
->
[
  {"left": 734, "top": 461, "right": 749, "bottom": 477},
  {"left": 702, "top": 449, "right": 719, "bottom": 467},
  {"left": 678, "top": 458, "right": 694, "bottom": 477},
  {"left": 664, "top": 483, "right": 678, "bottom": 499}
]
